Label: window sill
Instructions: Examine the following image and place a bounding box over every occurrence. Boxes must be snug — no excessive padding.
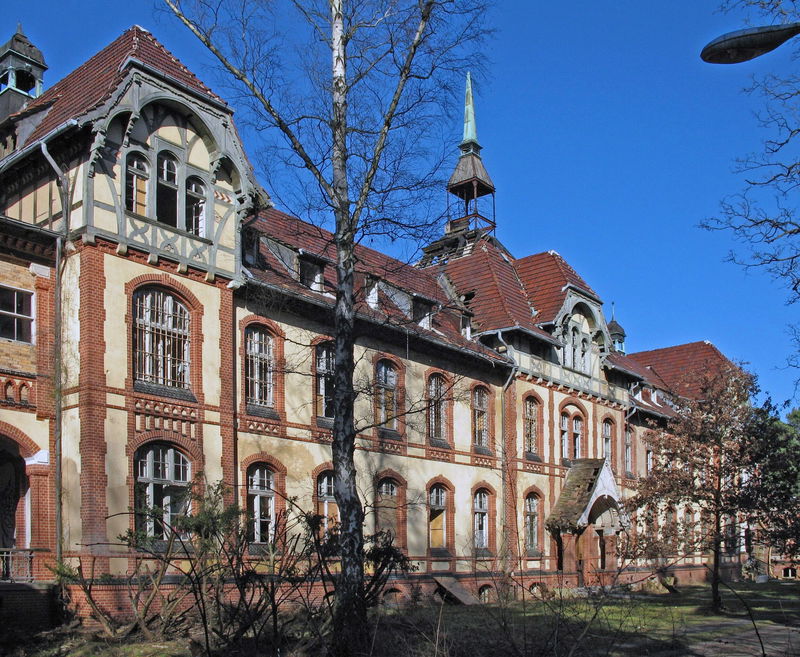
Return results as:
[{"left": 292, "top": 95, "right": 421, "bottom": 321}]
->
[
  {"left": 246, "top": 404, "right": 280, "bottom": 421},
  {"left": 430, "top": 548, "right": 451, "bottom": 558},
  {"left": 134, "top": 380, "right": 196, "bottom": 403},
  {"left": 378, "top": 428, "right": 402, "bottom": 441},
  {"left": 429, "top": 439, "right": 451, "bottom": 450},
  {"left": 473, "top": 445, "right": 493, "bottom": 457},
  {"left": 524, "top": 451, "right": 542, "bottom": 462},
  {"left": 526, "top": 549, "right": 543, "bottom": 558},
  {"left": 315, "top": 416, "right": 334, "bottom": 429},
  {"left": 474, "top": 548, "right": 493, "bottom": 558}
]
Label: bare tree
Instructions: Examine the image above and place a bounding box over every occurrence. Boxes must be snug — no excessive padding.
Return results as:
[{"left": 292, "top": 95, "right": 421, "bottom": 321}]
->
[
  {"left": 704, "top": 3, "right": 800, "bottom": 304},
  {"left": 627, "top": 363, "right": 758, "bottom": 612},
  {"left": 161, "top": 1, "right": 489, "bottom": 653}
]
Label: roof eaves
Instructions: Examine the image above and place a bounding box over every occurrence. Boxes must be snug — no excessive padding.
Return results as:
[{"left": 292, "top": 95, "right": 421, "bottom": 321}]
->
[
  {"left": 122, "top": 57, "right": 230, "bottom": 112},
  {"left": 242, "top": 271, "right": 511, "bottom": 369},
  {"left": 474, "top": 325, "right": 562, "bottom": 347},
  {"left": 0, "top": 118, "right": 79, "bottom": 173}
]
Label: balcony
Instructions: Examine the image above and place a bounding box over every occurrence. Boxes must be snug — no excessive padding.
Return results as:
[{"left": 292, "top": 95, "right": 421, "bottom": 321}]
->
[{"left": 0, "top": 548, "right": 34, "bottom": 582}]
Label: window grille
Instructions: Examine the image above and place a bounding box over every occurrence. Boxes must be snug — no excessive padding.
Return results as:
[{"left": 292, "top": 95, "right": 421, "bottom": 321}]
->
[
  {"left": 245, "top": 327, "right": 274, "bottom": 407},
  {"left": 133, "top": 288, "right": 190, "bottom": 389},
  {"left": 472, "top": 387, "right": 488, "bottom": 447},
  {"left": 524, "top": 398, "right": 538, "bottom": 453},
  {"left": 427, "top": 374, "right": 445, "bottom": 442}
]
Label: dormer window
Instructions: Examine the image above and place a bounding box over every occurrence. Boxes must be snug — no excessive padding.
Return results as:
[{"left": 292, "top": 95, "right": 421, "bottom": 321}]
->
[
  {"left": 299, "top": 257, "right": 324, "bottom": 292},
  {"left": 156, "top": 152, "right": 179, "bottom": 227},
  {"left": 412, "top": 298, "right": 434, "bottom": 329}
]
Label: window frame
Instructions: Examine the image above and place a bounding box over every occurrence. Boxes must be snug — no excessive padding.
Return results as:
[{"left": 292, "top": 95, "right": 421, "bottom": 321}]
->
[
  {"left": 472, "top": 386, "right": 491, "bottom": 450},
  {"left": 245, "top": 325, "right": 275, "bottom": 409},
  {"left": 134, "top": 443, "right": 191, "bottom": 540},
  {"left": 0, "top": 284, "right": 34, "bottom": 344},
  {"left": 125, "top": 152, "right": 150, "bottom": 216},
  {"left": 316, "top": 470, "right": 339, "bottom": 535},
  {"left": 524, "top": 492, "right": 541, "bottom": 555},
  {"left": 247, "top": 464, "right": 275, "bottom": 544},
  {"left": 523, "top": 396, "right": 540, "bottom": 456},
  {"left": 473, "top": 489, "right": 490, "bottom": 551},
  {"left": 428, "top": 483, "right": 450, "bottom": 554},
  {"left": 602, "top": 419, "right": 614, "bottom": 462},
  {"left": 375, "top": 359, "right": 399, "bottom": 433},
  {"left": 315, "top": 341, "right": 335, "bottom": 421},
  {"left": 427, "top": 373, "right": 447, "bottom": 445}
]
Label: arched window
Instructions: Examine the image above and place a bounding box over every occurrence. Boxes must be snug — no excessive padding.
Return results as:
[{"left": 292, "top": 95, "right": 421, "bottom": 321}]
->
[
  {"left": 317, "top": 471, "right": 338, "bottom": 533},
  {"left": 602, "top": 420, "right": 613, "bottom": 461},
  {"left": 376, "top": 478, "right": 399, "bottom": 539},
  {"left": 473, "top": 489, "right": 489, "bottom": 550},
  {"left": 523, "top": 397, "right": 539, "bottom": 454},
  {"left": 572, "top": 416, "right": 583, "bottom": 459},
  {"left": 133, "top": 288, "right": 190, "bottom": 389},
  {"left": 581, "top": 338, "right": 590, "bottom": 373},
  {"left": 571, "top": 327, "right": 580, "bottom": 369},
  {"left": 315, "top": 342, "right": 335, "bottom": 419},
  {"left": 375, "top": 360, "right": 397, "bottom": 431},
  {"left": 427, "top": 374, "right": 445, "bottom": 443},
  {"left": 478, "top": 585, "right": 493, "bottom": 603},
  {"left": 247, "top": 464, "right": 274, "bottom": 543},
  {"left": 429, "top": 484, "right": 447, "bottom": 550},
  {"left": 156, "top": 151, "right": 179, "bottom": 227},
  {"left": 472, "top": 387, "right": 489, "bottom": 448},
  {"left": 125, "top": 153, "right": 149, "bottom": 215},
  {"left": 560, "top": 413, "right": 570, "bottom": 461},
  {"left": 135, "top": 443, "right": 190, "bottom": 539},
  {"left": 245, "top": 326, "right": 274, "bottom": 408},
  {"left": 185, "top": 176, "right": 206, "bottom": 236},
  {"left": 525, "top": 493, "right": 540, "bottom": 553}
]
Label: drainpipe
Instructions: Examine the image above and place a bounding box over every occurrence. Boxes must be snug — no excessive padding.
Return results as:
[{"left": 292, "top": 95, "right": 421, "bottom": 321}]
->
[
  {"left": 41, "top": 140, "right": 71, "bottom": 565},
  {"left": 494, "top": 329, "right": 518, "bottom": 576}
]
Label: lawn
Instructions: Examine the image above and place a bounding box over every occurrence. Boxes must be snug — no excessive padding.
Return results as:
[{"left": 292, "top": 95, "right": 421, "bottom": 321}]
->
[{"left": 3, "top": 581, "right": 799, "bottom": 656}]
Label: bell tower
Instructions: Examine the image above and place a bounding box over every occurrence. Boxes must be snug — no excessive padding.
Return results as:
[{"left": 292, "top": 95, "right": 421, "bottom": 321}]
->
[
  {"left": 0, "top": 25, "right": 47, "bottom": 121},
  {"left": 446, "top": 72, "right": 495, "bottom": 234}
]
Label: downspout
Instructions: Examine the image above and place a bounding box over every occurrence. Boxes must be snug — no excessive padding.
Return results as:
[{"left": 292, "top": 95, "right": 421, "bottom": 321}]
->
[
  {"left": 494, "top": 329, "right": 518, "bottom": 575},
  {"left": 41, "top": 140, "right": 71, "bottom": 565}
]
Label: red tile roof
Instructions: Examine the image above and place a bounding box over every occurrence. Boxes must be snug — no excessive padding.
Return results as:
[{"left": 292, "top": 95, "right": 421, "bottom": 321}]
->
[
  {"left": 247, "top": 209, "right": 508, "bottom": 363},
  {"left": 12, "top": 26, "right": 224, "bottom": 148},
  {"left": 514, "top": 250, "right": 599, "bottom": 324},
  {"left": 627, "top": 341, "right": 731, "bottom": 399}
]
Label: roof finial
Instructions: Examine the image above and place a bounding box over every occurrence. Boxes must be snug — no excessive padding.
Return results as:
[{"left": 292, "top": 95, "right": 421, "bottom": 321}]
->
[
  {"left": 16, "top": 23, "right": 23, "bottom": 35},
  {"left": 461, "top": 72, "right": 480, "bottom": 150},
  {"left": 611, "top": 301, "right": 616, "bottom": 321}
]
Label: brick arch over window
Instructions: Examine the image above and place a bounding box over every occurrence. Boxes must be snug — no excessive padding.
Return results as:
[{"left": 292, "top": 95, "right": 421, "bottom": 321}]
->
[
  {"left": 374, "top": 468, "right": 408, "bottom": 549},
  {"left": 426, "top": 476, "right": 455, "bottom": 556},
  {"left": 125, "top": 275, "right": 205, "bottom": 402},
  {"left": 239, "top": 316, "right": 286, "bottom": 419},
  {"left": 0, "top": 422, "right": 41, "bottom": 460}
]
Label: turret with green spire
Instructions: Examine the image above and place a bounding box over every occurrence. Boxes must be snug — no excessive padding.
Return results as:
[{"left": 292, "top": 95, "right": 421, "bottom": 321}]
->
[{"left": 447, "top": 72, "right": 495, "bottom": 232}]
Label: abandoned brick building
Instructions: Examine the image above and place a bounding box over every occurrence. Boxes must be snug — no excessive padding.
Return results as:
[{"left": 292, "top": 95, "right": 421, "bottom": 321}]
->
[{"left": 0, "top": 24, "right": 745, "bottom": 612}]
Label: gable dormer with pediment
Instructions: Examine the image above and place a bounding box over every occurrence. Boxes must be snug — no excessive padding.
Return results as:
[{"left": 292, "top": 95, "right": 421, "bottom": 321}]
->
[{"left": 86, "top": 75, "right": 255, "bottom": 281}]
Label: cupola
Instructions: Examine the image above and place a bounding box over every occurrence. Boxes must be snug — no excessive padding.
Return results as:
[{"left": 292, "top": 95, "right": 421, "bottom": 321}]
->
[
  {"left": 446, "top": 72, "right": 495, "bottom": 234},
  {"left": 0, "top": 25, "right": 47, "bottom": 121},
  {"left": 608, "top": 304, "right": 626, "bottom": 354}
]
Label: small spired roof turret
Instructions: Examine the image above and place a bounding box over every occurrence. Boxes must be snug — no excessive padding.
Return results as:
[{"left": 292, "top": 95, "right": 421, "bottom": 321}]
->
[
  {"left": 446, "top": 72, "right": 495, "bottom": 232},
  {"left": 608, "top": 303, "right": 627, "bottom": 354},
  {"left": 0, "top": 24, "right": 47, "bottom": 121}
]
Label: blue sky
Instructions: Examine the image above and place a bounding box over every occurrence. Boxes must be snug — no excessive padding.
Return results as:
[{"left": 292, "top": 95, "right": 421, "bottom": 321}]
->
[{"left": 7, "top": 2, "right": 799, "bottom": 406}]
